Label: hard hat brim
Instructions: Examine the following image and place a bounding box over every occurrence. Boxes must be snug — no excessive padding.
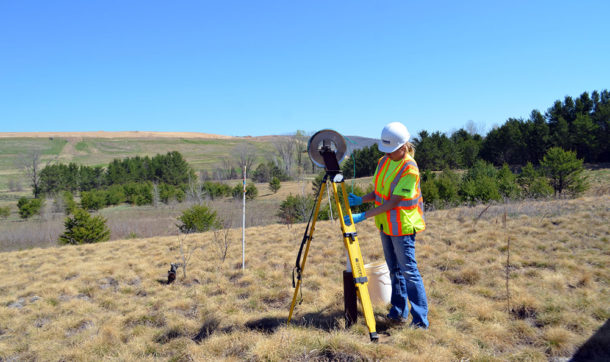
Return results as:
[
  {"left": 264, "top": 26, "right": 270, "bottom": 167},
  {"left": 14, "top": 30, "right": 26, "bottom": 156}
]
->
[{"left": 377, "top": 140, "right": 404, "bottom": 154}]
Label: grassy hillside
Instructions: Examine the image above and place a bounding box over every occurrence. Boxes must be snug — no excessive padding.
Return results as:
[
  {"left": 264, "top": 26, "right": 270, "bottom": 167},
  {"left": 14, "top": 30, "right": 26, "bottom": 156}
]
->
[
  {"left": 1, "top": 195, "right": 608, "bottom": 360},
  {"left": 0, "top": 136, "right": 276, "bottom": 197},
  {"left": 0, "top": 133, "right": 376, "bottom": 200}
]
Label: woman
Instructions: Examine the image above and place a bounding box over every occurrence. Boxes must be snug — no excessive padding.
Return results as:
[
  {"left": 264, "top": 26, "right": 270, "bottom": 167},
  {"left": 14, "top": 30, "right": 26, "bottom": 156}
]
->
[{"left": 344, "top": 122, "right": 429, "bottom": 328}]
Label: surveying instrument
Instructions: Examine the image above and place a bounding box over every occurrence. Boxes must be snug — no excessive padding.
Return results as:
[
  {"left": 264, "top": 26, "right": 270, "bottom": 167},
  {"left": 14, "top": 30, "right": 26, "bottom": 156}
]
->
[{"left": 287, "top": 129, "right": 378, "bottom": 342}]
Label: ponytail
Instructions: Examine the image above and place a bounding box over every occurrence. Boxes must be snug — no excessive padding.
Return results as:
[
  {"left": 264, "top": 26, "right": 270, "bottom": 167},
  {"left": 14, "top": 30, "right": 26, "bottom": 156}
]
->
[{"left": 405, "top": 142, "right": 415, "bottom": 157}]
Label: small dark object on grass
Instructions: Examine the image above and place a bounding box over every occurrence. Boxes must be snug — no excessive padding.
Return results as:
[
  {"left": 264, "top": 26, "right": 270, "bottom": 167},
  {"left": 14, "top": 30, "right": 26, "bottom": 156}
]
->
[{"left": 167, "top": 263, "right": 178, "bottom": 284}]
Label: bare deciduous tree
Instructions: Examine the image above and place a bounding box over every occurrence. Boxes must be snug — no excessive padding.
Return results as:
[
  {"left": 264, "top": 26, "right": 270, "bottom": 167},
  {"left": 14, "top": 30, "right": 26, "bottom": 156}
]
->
[
  {"left": 465, "top": 119, "right": 484, "bottom": 136},
  {"left": 177, "top": 233, "right": 199, "bottom": 280},
  {"left": 274, "top": 137, "right": 295, "bottom": 177},
  {"left": 235, "top": 144, "right": 257, "bottom": 178},
  {"left": 293, "top": 130, "right": 309, "bottom": 176},
  {"left": 212, "top": 227, "right": 232, "bottom": 263},
  {"left": 16, "top": 149, "right": 48, "bottom": 198},
  {"left": 185, "top": 175, "right": 204, "bottom": 204},
  {"left": 216, "top": 158, "right": 237, "bottom": 180}
]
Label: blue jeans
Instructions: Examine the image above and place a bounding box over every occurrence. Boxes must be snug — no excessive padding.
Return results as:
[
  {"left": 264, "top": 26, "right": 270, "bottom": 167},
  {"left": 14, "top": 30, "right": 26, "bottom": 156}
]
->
[{"left": 379, "top": 232, "right": 429, "bottom": 328}]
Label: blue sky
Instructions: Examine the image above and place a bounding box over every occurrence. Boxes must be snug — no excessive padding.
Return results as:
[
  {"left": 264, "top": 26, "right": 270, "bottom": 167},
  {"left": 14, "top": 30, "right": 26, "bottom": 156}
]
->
[{"left": 1, "top": 1, "right": 609, "bottom": 139}]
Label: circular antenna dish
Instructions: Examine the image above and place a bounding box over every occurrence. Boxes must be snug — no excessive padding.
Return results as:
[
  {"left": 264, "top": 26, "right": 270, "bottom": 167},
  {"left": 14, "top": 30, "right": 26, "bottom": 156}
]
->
[{"left": 307, "top": 129, "right": 347, "bottom": 168}]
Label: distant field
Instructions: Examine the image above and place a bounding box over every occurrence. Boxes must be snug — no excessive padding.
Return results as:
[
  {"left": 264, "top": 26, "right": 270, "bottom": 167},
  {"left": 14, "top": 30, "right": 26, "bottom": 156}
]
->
[{"left": 0, "top": 133, "right": 279, "bottom": 197}]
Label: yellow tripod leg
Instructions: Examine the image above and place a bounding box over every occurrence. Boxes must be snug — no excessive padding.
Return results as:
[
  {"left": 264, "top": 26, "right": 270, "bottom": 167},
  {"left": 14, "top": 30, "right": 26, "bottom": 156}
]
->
[
  {"left": 287, "top": 182, "right": 326, "bottom": 324},
  {"left": 331, "top": 181, "right": 378, "bottom": 342}
]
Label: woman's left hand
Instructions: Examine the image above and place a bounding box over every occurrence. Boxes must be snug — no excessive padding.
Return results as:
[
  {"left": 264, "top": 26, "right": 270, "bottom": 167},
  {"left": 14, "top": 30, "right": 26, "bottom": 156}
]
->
[{"left": 344, "top": 212, "right": 366, "bottom": 225}]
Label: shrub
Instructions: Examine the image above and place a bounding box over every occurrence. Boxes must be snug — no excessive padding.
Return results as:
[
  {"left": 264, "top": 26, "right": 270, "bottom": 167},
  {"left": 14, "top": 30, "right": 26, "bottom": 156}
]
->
[
  {"left": 464, "top": 160, "right": 497, "bottom": 181},
  {"left": 251, "top": 162, "right": 290, "bottom": 182},
  {"left": 175, "top": 188, "right": 186, "bottom": 202},
  {"left": 278, "top": 194, "right": 315, "bottom": 224},
  {"left": 232, "top": 183, "right": 258, "bottom": 200},
  {"left": 203, "top": 181, "right": 231, "bottom": 199},
  {"left": 62, "top": 191, "right": 77, "bottom": 214},
  {"left": 460, "top": 176, "right": 501, "bottom": 203},
  {"left": 269, "top": 177, "right": 281, "bottom": 193},
  {"left": 159, "top": 183, "right": 178, "bottom": 203},
  {"left": 497, "top": 164, "right": 521, "bottom": 199},
  {"left": 123, "top": 182, "right": 153, "bottom": 205},
  {"left": 80, "top": 190, "right": 107, "bottom": 211},
  {"left": 106, "top": 185, "right": 126, "bottom": 205},
  {"left": 435, "top": 169, "right": 460, "bottom": 205},
  {"left": 459, "top": 162, "right": 501, "bottom": 204},
  {"left": 0, "top": 206, "right": 10, "bottom": 219},
  {"left": 59, "top": 208, "right": 111, "bottom": 245},
  {"left": 177, "top": 204, "right": 221, "bottom": 233},
  {"left": 517, "top": 162, "right": 553, "bottom": 198},
  {"left": 421, "top": 177, "right": 440, "bottom": 208},
  {"left": 17, "top": 197, "right": 44, "bottom": 219}
]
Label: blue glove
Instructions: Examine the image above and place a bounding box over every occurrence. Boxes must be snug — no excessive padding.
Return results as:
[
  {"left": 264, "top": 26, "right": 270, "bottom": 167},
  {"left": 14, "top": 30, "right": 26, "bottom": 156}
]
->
[
  {"left": 344, "top": 212, "right": 366, "bottom": 226},
  {"left": 348, "top": 193, "right": 363, "bottom": 206}
]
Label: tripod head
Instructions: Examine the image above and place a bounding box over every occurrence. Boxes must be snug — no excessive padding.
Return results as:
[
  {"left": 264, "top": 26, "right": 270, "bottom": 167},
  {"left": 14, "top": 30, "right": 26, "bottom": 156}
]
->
[{"left": 307, "top": 129, "right": 347, "bottom": 180}]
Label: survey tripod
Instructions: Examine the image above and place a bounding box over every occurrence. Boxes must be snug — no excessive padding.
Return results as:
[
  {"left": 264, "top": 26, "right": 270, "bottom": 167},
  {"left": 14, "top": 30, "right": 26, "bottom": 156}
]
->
[{"left": 287, "top": 130, "right": 378, "bottom": 342}]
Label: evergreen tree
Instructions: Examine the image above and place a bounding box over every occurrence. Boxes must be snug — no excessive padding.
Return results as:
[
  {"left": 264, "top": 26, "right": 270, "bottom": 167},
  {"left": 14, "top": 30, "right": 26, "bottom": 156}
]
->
[
  {"left": 59, "top": 208, "right": 110, "bottom": 245},
  {"left": 540, "top": 147, "right": 587, "bottom": 196},
  {"left": 413, "top": 131, "right": 458, "bottom": 170},
  {"left": 17, "top": 197, "right": 44, "bottom": 219},
  {"left": 524, "top": 110, "right": 550, "bottom": 164},
  {"left": 480, "top": 118, "right": 526, "bottom": 165},
  {"left": 269, "top": 177, "right": 281, "bottom": 193},
  {"left": 517, "top": 162, "right": 553, "bottom": 198},
  {"left": 496, "top": 164, "right": 520, "bottom": 199},
  {"left": 177, "top": 204, "right": 220, "bottom": 233}
]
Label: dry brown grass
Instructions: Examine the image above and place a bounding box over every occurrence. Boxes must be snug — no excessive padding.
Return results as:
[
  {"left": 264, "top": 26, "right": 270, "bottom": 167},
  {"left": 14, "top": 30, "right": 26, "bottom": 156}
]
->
[{"left": 0, "top": 195, "right": 608, "bottom": 361}]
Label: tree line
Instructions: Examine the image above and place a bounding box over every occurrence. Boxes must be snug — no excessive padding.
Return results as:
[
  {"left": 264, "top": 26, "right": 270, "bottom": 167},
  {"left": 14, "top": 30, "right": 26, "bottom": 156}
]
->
[
  {"left": 342, "top": 90, "right": 607, "bottom": 174},
  {"left": 411, "top": 90, "right": 609, "bottom": 171},
  {"left": 39, "top": 151, "right": 195, "bottom": 194}
]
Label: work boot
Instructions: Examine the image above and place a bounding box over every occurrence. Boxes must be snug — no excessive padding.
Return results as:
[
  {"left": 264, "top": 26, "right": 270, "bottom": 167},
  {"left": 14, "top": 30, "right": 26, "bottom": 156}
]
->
[
  {"left": 385, "top": 315, "right": 407, "bottom": 326},
  {"left": 409, "top": 322, "right": 428, "bottom": 330}
]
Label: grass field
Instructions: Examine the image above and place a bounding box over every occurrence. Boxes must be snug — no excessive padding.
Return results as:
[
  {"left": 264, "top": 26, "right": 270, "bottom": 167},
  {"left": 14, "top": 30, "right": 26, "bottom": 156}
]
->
[
  {"left": 0, "top": 193, "right": 608, "bottom": 360},
  {"left": 1, "top": 134, "right": 608, "bottom": 360}
]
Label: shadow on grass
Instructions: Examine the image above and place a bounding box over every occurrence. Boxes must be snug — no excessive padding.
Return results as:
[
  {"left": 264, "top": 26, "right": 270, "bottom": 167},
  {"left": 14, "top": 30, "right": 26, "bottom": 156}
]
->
[
  {"left": 571, "top": 319, "right": 610, "bottom": 362},
  {"left": 244, "top": 309, "right": 391, "bottom": 335},
  {"left": 193, "top": 316, "right": 236, "bottom": 343},
  {"left": 244, "top": 310, "right": 344, "bottom": 334},
  {"left": 193, "top": 308, "right": 392, "bottom": 343}
]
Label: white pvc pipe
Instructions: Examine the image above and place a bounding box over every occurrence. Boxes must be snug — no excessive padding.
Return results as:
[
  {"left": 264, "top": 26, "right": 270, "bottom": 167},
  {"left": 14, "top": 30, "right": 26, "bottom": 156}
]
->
[{"left": 242, "top": 166, "right": 246, "bottom": 270}]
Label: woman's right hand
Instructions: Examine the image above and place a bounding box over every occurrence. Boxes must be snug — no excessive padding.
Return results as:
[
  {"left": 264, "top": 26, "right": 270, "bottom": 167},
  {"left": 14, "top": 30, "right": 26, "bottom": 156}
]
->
[{"left": 348, "top": 193, "right": 363, "bottom": 206}]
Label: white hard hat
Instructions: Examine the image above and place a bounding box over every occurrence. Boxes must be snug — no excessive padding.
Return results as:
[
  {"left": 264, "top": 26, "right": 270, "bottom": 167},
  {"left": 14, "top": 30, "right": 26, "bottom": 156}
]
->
[{"left": 378, "top": 122, "right": 410, "bottom": 153}]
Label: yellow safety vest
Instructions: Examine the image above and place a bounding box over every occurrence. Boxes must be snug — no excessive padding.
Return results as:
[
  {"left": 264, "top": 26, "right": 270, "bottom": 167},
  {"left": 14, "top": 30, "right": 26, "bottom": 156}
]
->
[{"left": 373, "top": 154, "right": 425, "bottom": 236}]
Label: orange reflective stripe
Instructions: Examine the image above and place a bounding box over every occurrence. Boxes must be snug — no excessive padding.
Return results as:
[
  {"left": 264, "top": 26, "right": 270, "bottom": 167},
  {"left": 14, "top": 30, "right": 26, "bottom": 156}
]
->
[
  {"left": 389, "top": 160, "right": 409, "bottom": 193},
  {"left": 380, "top": 161, "right": 391, "bottom": 189},
  {"left": 374, "top": 156, "right": 389, "bottom": 188},
  {"left": 386, "top": 211, "right": 393, "bottom": 235}
]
